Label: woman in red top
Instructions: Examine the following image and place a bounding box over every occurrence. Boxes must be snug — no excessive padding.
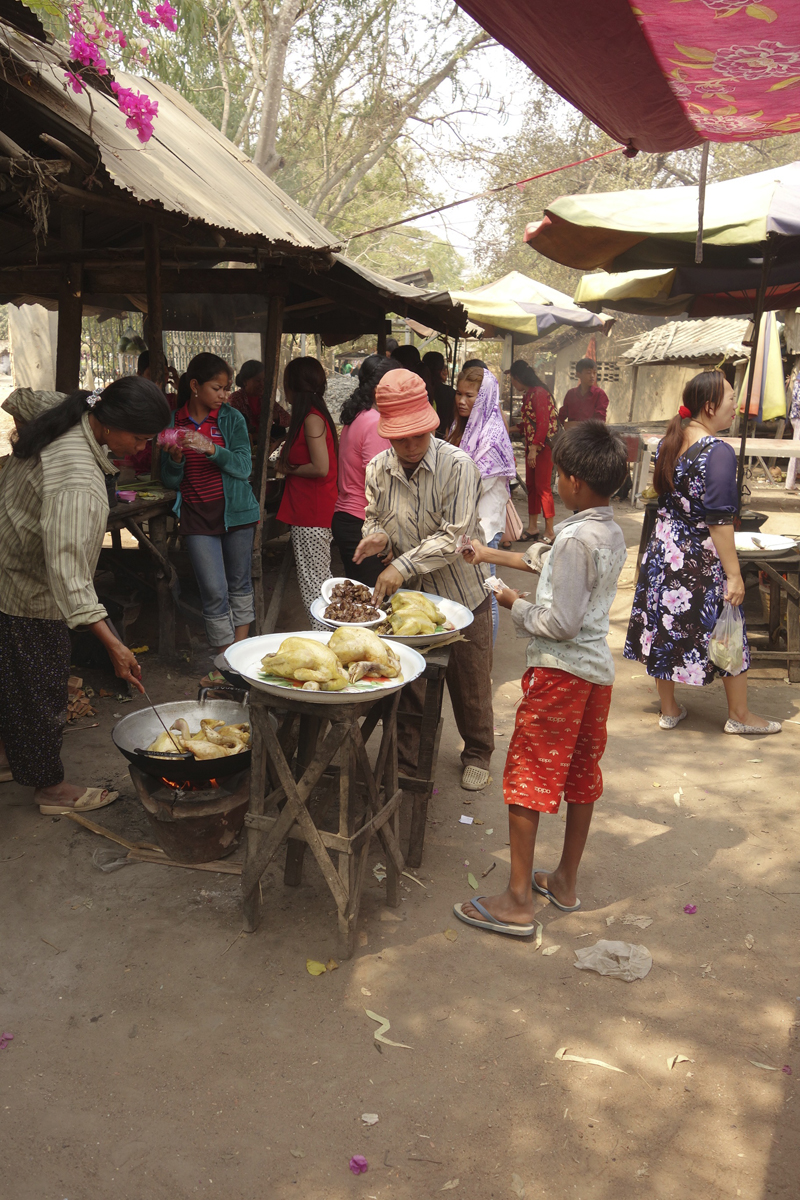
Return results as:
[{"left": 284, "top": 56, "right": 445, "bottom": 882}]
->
[
  {"left": 276, "top": 357, "right": 338, "bottom": 626},
  {"left": 509, "top": 359, "right": 557, "bottom": 544}
]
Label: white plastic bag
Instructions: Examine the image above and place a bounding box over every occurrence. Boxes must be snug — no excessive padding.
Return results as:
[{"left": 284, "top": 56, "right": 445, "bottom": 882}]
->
[
  {"left": 709, "top": 602, "right": 745, "bottom": 675},
  {"left": 573, "top": 939, "right": 652, "bottom": 982}
]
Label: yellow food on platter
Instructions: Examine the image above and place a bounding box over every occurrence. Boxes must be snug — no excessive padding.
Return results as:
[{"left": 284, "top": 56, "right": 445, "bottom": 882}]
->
[
  {"left": 261, "top": 636, "right": 349, "bottom": 691},
  {"left": 259, "top": 632, "right": 404, "bottom": 690},
  {"left": 391, "top": 591, "right": 446, "bottom": 624},
  {"left": 146, "top": 718, "right": 250, "bottom": 760},
  {"left": 327, "top": 626, "right": 403, "bottom": 682}
]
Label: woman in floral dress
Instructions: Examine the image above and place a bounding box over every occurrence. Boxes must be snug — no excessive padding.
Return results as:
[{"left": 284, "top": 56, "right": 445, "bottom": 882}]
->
[{"left": 624, "top": 371, "right": 781, "bottom": 736}]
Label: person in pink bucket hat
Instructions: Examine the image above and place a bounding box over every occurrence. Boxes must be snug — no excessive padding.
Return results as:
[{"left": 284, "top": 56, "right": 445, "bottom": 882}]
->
[{"left": 353, "top": 369, "right": 495, "bottom": 792}]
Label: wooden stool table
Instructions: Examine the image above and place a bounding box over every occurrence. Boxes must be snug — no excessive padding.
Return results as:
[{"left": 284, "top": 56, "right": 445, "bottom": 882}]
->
[
  {"left": 397, "top": 644, "right": 452, "bottom": 869},
  {"left": 739, "top": 549, "right": 800, "bottom": 682},
  {"left": 241, "top": 687, "right": 405, "bottom": 957}
]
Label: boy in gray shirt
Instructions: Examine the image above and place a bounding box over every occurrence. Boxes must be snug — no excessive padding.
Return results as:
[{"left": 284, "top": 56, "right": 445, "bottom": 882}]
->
[{"left": 454, "top": 422, "right": 629, "bottom": 937}]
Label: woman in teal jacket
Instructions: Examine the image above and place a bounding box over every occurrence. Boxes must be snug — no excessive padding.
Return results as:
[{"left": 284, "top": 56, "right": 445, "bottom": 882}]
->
[{"left": 161, "top": 353, "right": 260, "bottom": 651}]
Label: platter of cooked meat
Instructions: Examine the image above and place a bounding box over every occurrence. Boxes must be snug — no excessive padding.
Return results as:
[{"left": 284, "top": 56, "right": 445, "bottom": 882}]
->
[
  {"left": 224, "top": 629, "right": 426, "bottom": 704},
  {"left": 311, "top": 585, "right": 474, "bottom": 648},
  {"left": 318, "top": 578, "right": 384, "bottom": 626}
]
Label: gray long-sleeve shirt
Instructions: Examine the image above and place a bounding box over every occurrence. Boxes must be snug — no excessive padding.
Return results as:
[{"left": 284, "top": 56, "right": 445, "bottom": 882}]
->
[{"left": 511, "top": 506, "right": 627, "bottom": 686}]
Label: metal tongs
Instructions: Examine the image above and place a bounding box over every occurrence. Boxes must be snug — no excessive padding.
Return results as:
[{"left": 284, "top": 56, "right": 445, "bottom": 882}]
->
[{"left": 135, "top": 688, "right": 191, "bottom": 759}]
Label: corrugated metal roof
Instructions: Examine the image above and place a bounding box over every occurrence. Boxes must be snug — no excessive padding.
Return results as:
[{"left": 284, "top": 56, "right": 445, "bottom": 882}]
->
[
  {"left": 621, "top": 317, "right": 750, "bottom": 365},
  {"left": 1, "top": 24, "right": 341, "bottom": 252}
]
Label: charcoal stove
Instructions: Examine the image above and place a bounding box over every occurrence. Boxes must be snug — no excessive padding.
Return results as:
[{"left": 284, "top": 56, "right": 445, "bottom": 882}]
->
[
  {"left": 112, "top": 694, "right": 251, "bottom": 863},
  {"left": 128, "top": 766, "right": 250, "bottom": 863}
]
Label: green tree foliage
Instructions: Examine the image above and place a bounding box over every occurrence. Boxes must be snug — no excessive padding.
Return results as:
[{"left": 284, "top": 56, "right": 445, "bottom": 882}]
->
[{"left": 39, "top": 0, "right": 485, "bottom": 283}]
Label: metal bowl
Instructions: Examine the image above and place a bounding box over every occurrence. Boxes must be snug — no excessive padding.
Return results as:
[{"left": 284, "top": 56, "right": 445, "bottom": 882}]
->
[
  {"left": 112, "top": 698, "right": 250, "bottom": 783},
  {"left": 224, "top": 631, "right": 426, "bottom": 705},
  {"left": 313, "top": 592, "right": 473, "bottom": 648}
]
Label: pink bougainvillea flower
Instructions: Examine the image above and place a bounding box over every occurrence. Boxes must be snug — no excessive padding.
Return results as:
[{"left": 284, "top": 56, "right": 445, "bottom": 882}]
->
[
  {"left": 683, "top": 904, "right": 697, "bottom": 915},
  {"left": 138, "top": 8, "right": 160, "bottom": 28},
  {"left": 783, "top": 1065, "right": 792, "bottom": 1075},
  {"left": 0, "top": 1033, "right": 13, "bottom": 1050},
  {"left": 349, "top": 1156, "right": 368, "bottom": 1175},
  {"left": 155, "top": 1, "right": 178, "bottom": 31},
  {"left": 111, "top": 81, "right": 159, "bottom": 142},
  {"left": 65, "top": 69, "right": 87, "bottom": 93}
]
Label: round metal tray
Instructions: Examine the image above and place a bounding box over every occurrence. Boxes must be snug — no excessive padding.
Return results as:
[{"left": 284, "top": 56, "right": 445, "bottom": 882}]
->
[{"left": 224, "top": 631, "right": 426, "bottom": 705}]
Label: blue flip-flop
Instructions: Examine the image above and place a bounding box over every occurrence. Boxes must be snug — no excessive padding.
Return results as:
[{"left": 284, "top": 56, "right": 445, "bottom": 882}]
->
[
  {"left": 453, "top": 897, "right": 535, "bottom": 938},
  {"left": 532, "top": 870, "right": 581, "bottom": 913}
]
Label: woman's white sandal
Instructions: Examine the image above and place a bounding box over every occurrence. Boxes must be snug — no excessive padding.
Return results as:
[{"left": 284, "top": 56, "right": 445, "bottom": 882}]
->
[{"left": 659, "top": 705, "right": 687, "bottom": 730}]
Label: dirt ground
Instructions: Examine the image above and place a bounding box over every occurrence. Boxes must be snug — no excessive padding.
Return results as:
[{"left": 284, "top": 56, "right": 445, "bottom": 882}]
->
[{"left": 2, "top": 485, "right": 799, "bottom": 1200}]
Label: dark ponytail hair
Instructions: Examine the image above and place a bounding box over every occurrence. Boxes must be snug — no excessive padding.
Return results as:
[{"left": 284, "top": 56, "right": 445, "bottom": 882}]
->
[
  {"left": 340, "top": 355, "right": 400, "bottom": 426},
  {"left": 653, "top": 370, "right": 726, "bottom": 495},
  {"left": 282, "top": 356, "right": 338, "bottom": 458},
  {"left": 177, "top": 352, "right": 231, "bottom": 408},
  {"left": 509, "top": 359, "right": 550, "bottom": 393},
  {"left": 13, "top": 376, "right": 171, "bottom": 460},
  {"left": 235, "top": 359, "right": 263, "bottom": 389}
]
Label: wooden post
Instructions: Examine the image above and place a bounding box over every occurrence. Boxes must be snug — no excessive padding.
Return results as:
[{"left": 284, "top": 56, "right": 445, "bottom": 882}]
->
[
  {"left": 55, "top": 208, "right": 83, "bottom": 392},
  {"left": 143, "top": 225, "right": 165, "bottom": 483},
  {"left": 253, "top": 293, "right": 286, "bottom": 630},
  {"left": 376, "top": 321, "right": 388, "bottom": 356}
]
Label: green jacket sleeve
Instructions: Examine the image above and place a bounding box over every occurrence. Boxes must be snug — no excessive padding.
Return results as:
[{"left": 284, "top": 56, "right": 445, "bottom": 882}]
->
[{"left": 213, "top": 407, "right": 254, "bottom": 480}]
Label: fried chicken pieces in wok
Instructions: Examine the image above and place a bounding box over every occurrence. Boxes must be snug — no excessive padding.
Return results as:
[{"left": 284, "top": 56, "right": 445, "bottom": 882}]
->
[{"left": 146, "top": 718, "right": 250, "bottom": 760}]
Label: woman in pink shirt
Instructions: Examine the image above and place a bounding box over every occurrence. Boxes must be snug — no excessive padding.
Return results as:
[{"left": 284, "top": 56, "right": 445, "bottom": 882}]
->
[{"left": 332, "top": 355, "right": 399, "bottom": 585}]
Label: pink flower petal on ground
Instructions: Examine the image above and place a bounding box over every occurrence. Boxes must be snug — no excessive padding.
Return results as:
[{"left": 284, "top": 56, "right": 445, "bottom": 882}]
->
[
  {"left": 683, "top": 904, "right": 697, "bottom": 915},
  {"left": 349, "top": 1155, "right": 368, "bottom": 1174},
  {"left": 783, "top": 1065, "right": 792, "bottom": 1075},
  {"left": 0, "top": 1033, "right": 13, "bottom": 1050}
]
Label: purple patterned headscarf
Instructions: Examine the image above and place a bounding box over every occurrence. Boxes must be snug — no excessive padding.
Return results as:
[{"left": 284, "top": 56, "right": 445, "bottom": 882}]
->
[{"left": 456, "top": 369, "right": 517, "bottom": 480}]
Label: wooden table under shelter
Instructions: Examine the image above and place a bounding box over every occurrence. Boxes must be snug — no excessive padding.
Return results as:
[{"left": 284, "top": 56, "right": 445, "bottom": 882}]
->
[
  {"left": 737, "top": 546, "right": 800, "bottom": 683},
  {"left": 102, "top": 489, "right": 178, "bottom": 658}
]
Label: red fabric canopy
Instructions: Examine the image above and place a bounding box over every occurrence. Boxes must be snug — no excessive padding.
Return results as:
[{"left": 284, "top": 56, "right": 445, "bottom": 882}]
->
[{"left": 457, "top": 0, "right": 800, "bottom": 152}]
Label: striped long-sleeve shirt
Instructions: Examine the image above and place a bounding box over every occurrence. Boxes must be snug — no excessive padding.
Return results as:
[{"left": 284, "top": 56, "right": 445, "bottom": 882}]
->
[
  {"left": 362, "top": 438, "right": 489, "bottom": 611},
  {"left": 0, "top": 412, "right": 114, "bottom": 627}
]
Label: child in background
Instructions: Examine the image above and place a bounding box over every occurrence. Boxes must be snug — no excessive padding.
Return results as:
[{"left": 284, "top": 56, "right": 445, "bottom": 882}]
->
[
  {"left": 160, "top": 353, "right": 260, "bottom": 654},
  {"left": 453, "top": 421, "right": 629, "bottom": 936}
]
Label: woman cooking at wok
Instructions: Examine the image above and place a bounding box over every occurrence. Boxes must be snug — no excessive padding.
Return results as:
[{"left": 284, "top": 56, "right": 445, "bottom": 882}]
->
[
  {"left": 353, "top": 369, "right": 495, "bottom": 792},
  {"left": 0, "top": 378, "right": 171, "bottom": 815}
]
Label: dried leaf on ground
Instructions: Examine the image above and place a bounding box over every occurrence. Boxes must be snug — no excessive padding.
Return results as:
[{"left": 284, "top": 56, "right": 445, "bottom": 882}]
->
[
  {"left": 443, "top": 929, "right": 458, "bottom": 942},
  {"left": 440, "top": 1180, "right": 460, "bottom": 1191},
  {"left": 326, "top": 958, "right": 339, "bottom": 971},
  {"left": 556, "top": 1047, "right": 627, "bottom": 1073},
  {"left": 750, "top": 1060, "right": 779, "bottom": 1070},
  {"left": 365, "top": 1009, "right": 413, "bottom": 1049},
  {"left": 511, "top": 1174, "right": 526, "bottom": 1198},
  {"left": 306, "top": 959, "right": 327, "bottom": 976},
  {"left": 290, "top": 1148, "right": 305, "bottom": 1158},
  {"left": 361, "top": 987, "right": 372, "bottom": 996},
  {"left": 745, "top": 933, "right": 755, "bottom": 949},
  {"left": 667, "top": 1054, "right": 692, "bottom": 1070},
  {"left": 361, "top": 1113, "right": 379, "bottom": 1125},
  {"left": 542, "top": 945, "right": 560, "bottom": 956}
]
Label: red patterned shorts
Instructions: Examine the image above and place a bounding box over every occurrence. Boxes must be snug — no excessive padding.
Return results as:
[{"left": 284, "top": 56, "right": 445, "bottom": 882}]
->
[{"left": 503, "top": 666, "right": 612, "bottom": 813}]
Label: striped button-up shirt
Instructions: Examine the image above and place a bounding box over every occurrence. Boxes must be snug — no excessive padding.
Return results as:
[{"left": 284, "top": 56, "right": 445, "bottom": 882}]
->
[
  {"left": 0, "top": 412, "right": 114, "bottom": 627},
  {"left": 362, "top": 438, "right": 488, "bottom": 611}
]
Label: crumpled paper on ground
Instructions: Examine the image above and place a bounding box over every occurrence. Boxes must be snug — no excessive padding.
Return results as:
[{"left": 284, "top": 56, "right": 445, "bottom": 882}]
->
[{"left": 573, "top": 939, "right": 652, "bottom": 982}]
